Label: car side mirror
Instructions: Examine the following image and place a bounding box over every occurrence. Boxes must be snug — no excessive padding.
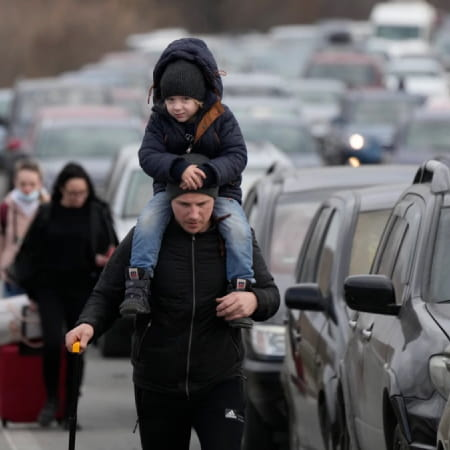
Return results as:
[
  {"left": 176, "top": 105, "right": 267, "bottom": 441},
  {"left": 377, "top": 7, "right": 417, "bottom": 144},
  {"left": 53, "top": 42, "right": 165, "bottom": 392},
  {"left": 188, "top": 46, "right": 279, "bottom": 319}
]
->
[
  {"left": 285, "top": 283, "right": 326, "bottom": 312},
  {"left": 285, "top": 283, "right": 338, "bottom": 323},
  {"left": 344, "top": 274, "right": 400, "bottom": 315}
]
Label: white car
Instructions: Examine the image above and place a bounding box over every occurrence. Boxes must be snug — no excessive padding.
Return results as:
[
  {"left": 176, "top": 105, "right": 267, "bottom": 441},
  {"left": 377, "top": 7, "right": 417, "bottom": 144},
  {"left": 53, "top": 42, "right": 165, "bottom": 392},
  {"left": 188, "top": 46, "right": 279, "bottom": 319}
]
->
[
  {"left": 105, "top": 144, "right": 153, "bottom": 241},
  {"left": 242, "top": 141, "right": 292, "bottom": 200},
  {"left": 386, "top": 56, "right": 449, "bottom": 97}
]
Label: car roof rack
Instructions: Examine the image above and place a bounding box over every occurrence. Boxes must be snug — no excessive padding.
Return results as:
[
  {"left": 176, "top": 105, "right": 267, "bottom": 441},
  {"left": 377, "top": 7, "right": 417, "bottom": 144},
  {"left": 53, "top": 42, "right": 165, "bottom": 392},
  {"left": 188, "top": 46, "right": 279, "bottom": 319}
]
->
[{"left": 413, "top": 159, "right": 450, "bottom": 193}]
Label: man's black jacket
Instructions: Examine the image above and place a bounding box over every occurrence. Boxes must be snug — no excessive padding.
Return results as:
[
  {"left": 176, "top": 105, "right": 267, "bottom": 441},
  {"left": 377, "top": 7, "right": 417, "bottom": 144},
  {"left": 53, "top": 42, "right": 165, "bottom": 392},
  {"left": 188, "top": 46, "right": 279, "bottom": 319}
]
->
[{"left": 77, "top": 220, "right": 280, "bottom": 397}]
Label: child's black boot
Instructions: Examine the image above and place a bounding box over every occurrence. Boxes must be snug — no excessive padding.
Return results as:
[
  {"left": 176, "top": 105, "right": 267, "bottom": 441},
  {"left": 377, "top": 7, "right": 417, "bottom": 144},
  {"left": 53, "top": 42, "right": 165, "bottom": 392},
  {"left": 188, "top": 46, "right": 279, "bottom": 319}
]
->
[{"left": 120, "top": 267, "right": 151, "bottom": 318}]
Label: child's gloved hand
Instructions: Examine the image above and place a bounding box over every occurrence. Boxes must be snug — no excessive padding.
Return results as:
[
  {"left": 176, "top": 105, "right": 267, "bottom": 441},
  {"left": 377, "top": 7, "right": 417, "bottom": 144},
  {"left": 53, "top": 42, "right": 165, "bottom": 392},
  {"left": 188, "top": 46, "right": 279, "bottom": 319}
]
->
[{"left": 181, "top": 164, "right": 206, "bottom": 190}]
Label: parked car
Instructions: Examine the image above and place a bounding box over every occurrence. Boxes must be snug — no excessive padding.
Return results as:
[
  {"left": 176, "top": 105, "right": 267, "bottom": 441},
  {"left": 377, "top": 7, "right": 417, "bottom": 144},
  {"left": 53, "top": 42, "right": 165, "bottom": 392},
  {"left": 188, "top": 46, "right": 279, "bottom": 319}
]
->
[
  {"left": 104, "top": 143, "right": 152, "bottom": 241},
  {"left": 389, "top": 108, "right": 450, "bottom": 165},
  {"left": 321, "top": 89, "right": 423, "bottom": 165},
  {"left": 342, "top": 159, "right": 450, "bottom": 449},
  {"left": 385, "top": 56, "right": 449, "bottom": 98},
  {"left": 21, "top": 105, "right": 144, "bottom": 197},
  {"left": 281, "top": 179, "right": 416, "bottom": 450},
  {"left": 7, "top": 77, "right": 112, "bottom": 144},
  {"left": 241, "top": 141, "right": 292, "bottom": 200},
  {"left": 241, "top": 164, "right": 420, "bottom": 450}
]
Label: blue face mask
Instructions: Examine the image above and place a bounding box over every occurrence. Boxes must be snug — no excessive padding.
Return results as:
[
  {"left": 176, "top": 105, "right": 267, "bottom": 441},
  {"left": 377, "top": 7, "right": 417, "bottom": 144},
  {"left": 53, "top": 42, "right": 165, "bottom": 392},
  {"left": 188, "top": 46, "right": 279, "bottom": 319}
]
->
[{"left": 16, "top": 190, "right": 39, "bottom": 203}]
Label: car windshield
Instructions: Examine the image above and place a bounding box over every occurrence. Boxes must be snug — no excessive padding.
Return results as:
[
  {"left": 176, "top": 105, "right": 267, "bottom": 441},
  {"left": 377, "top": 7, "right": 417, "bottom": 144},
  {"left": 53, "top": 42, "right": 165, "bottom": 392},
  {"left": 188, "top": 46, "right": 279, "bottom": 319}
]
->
[
  {"left": 16, "top": 86, "right": 108, "bottom": 124},
  {"left": 295, "top": 89, "right": 341, "bottom": 105},
  {"left": 122, "top": 169, "right": 153, "bottom": 218},
  {"left": 239, "top": 121, "right": 318, "bottom": 155},
  {"left": 375, "top": 25, "right": 421, "bottom": 40},
  {"left": 350, "top": 99, "right": 414, "bottom": 125},
  {"left": 404, "top": 120, "right": 450, "bottom": 152},
  {"left": 348, "top": 209, "right": 391, "bottom": 275},
  {"left": 429, "top": 207, "right": 450, "bottom": 302},
  {"left": 306, "top": 63, "right": 378, "bottom": 87},
  {"left": 34, "top": 124, "right": 142, "bottom": 158}
]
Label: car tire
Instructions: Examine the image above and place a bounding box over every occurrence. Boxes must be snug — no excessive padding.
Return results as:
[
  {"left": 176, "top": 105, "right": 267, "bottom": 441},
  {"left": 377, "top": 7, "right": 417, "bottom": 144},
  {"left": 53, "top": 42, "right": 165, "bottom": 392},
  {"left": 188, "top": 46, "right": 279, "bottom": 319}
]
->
[
  {"left": 243, "top": 401, "right": 273, "bottom": 450},
  {"left": 392, "top": 424, "right": 409, "bottom": 450}
]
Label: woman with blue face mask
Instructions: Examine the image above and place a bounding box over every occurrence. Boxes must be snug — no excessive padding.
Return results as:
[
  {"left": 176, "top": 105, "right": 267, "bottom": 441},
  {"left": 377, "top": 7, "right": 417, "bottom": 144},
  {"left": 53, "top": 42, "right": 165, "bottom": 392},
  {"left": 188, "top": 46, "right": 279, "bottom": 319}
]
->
[{"left": 0, "top": 158, "right": 49, "bottom": 297}]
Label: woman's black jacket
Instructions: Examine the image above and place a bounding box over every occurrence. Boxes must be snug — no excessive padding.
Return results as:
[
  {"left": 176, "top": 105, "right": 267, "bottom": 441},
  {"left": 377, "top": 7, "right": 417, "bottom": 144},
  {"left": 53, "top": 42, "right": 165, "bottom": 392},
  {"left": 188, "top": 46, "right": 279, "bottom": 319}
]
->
[
  {"left": 12, "top": 200, "right": 118, "bottom": 299},
  {"left": 77, "top": 219, "right": 280, "bottom": 397}
]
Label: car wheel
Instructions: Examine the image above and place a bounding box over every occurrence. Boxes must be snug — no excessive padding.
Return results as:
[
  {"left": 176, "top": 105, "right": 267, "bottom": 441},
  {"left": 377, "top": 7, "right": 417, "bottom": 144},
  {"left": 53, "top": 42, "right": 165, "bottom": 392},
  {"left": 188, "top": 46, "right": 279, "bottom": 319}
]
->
[
  {"left": 392, "top": 424, "right": 409, "bottom": 450},
  {"left": 243, "top": 401, "right": 273, "bottom": 450}
]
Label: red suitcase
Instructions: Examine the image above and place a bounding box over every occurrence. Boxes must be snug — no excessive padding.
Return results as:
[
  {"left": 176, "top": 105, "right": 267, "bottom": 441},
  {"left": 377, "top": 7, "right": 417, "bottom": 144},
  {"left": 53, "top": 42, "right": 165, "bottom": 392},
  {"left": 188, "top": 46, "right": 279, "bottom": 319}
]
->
[{"left": 0, "top": 343, "right": 66, "bottom": 426}]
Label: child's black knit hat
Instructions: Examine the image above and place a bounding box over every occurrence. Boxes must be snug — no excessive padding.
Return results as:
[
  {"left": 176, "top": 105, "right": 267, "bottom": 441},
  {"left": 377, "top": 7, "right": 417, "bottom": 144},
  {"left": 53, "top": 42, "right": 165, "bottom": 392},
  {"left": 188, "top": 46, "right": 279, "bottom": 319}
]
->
[{"left": 160, "top": 60, "right": 206, "bottom": 101}]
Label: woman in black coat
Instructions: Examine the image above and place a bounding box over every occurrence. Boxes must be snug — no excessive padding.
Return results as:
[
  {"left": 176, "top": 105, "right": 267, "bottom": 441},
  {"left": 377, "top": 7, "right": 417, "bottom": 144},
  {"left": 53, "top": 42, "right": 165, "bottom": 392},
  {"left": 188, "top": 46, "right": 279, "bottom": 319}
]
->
[{"left": 13, "top": 162, "right": 118, "bottom": 428}]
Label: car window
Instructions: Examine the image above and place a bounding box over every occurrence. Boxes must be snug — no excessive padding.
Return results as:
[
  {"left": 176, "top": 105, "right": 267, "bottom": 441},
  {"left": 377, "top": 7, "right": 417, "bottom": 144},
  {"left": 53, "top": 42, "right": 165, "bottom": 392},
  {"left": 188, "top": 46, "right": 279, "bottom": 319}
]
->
[
  {"left": 429, "top": 207, "right": 450, "bottom": 302},
  {"left": 348, "top": 209, "right": 391, "bottom": 276},
  {"left": 316, "top": 209, "right": 340, "bottom": 295},
  {"left": 349, "top": 99, "right": 415, "bottom": 125},
  {"left": 306, "top": 62, "right": 379, "bottom": 87},
  {"left": 404, "top": 120, "right": 450, "bottom": 152},
  {"left": 376, "top": 200, "right": 422, "bottom": 304},
  {"left": 376, "top": 216, "right": 407, "bottom": 278},
  {"left": 297, "top": 206, "right": 334, "bottom": 283},
  {"left": 269, "top": 197, "right": 321, "bottom": 275},
  {"left": 245, "top": 189, "right": 261, "bottom": 230},
  {"left": 390, "top": 202, "right": 421, "bottom": 304},
  {"left": 35, "top": 125, "right": 142, "bottom": 158},
  {"left": 123, "top": 170, "right": 153, "bottom": 217},
  {"left": 239, "top": 121, "right": 317, "bottom": 155}
]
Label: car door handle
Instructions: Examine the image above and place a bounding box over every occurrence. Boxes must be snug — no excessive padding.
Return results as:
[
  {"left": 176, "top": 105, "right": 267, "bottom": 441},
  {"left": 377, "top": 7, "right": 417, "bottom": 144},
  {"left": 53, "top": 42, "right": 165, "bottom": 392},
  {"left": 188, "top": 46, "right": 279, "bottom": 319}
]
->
[
  {"left": 292, "top": 328, "right": 302, "bottom": 344},
  {"left": 361, "top": 327, "right": 373, "bottom": 340}
]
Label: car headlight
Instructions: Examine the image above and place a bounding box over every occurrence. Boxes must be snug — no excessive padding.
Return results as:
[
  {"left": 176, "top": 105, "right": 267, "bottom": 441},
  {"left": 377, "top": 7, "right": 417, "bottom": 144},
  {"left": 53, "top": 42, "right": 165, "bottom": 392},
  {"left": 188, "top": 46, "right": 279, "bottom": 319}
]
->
[
  {"left": 429, "top": 354, "right": 450, "bottom": 398},
  {"left": 250, "top": 324, "right": 285, "bottom": 357},
  {"left": 349, "top": 134, "right": 365, "bottom": 150}
]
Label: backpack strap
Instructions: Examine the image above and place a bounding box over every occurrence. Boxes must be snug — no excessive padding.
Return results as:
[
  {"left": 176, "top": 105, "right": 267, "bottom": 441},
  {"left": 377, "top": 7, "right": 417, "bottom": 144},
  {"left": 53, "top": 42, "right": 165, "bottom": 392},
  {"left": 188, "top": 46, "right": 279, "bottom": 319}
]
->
[{"left": 194, "top": 101, "right": 225, "bottom": 144}]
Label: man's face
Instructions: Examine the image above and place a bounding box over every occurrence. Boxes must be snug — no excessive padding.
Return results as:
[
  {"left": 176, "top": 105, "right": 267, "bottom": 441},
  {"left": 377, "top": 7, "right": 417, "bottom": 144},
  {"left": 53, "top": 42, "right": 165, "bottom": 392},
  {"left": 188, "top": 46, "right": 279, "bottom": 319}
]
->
[{"left": 171, "top": 192, "right": 214, "bottom": 234}]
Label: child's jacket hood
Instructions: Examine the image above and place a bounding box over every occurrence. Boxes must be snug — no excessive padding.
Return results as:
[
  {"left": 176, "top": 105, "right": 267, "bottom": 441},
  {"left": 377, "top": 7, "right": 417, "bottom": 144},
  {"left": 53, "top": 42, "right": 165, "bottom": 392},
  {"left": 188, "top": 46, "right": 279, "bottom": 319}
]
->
[{"left": 151, "top": 38, "right": 223, "bottom": 108}]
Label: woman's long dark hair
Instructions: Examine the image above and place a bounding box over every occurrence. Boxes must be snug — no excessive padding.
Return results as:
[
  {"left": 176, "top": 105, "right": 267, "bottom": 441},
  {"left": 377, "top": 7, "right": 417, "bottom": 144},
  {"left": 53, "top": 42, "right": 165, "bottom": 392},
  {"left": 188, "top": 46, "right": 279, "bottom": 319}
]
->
[{"left": 51, "top": 162, "right": 98, "bottom": 204}]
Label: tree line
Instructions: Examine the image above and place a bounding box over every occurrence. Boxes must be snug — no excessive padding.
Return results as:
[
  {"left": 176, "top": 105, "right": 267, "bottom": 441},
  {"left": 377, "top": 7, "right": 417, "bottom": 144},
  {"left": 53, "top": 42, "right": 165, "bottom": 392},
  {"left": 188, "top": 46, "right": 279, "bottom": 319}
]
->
[{"left": 0, "top": 0, "right": 447, "bottom": 87}]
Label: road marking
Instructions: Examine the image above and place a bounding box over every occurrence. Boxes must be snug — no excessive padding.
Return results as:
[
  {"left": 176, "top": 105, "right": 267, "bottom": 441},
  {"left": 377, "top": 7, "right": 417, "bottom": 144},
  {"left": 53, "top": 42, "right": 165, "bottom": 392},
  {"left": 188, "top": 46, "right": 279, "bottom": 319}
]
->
[{"left": 2, "top": 428, "right": 43, "bottom": 450}]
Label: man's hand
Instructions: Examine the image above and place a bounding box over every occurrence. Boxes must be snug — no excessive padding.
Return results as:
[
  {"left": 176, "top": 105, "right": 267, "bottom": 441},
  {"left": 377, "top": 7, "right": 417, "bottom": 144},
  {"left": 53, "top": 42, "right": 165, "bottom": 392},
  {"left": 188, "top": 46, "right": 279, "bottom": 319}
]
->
[
  {"left": 181, "top": 165, "right": 206, "bottom": 190},
  {"left": 216, "top": 291, "right": 257, "bottom": 322},
  {"left": 65, "top": 324, "right": 94, "bottom": 353}
]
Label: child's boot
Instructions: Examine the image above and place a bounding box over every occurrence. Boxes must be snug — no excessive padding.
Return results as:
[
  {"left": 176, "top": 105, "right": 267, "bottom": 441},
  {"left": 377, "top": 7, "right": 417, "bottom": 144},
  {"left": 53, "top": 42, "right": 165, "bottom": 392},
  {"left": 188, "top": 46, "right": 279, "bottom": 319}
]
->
[
  {"left": 227, "top": 278, "right": 254, "bottom": 329},
  {"left": 120, "top": 267, "right": 151, "bottom": 317}
]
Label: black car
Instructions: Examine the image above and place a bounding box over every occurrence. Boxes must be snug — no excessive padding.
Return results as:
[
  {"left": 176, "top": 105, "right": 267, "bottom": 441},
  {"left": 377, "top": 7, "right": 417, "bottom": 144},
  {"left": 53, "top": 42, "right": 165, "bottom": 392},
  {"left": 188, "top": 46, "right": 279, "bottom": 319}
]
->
[
  {"left": 241, "top": 164, "right": 419, "bottom": 450},
  {"left": 321, "top": 89, "right": 422, "bottom": 166},
  {"left": 343, "top": 159, "right": 450, "bottom": 449},
  {"left": 281, "top": 181, "right": 414, "bottom": 450}
]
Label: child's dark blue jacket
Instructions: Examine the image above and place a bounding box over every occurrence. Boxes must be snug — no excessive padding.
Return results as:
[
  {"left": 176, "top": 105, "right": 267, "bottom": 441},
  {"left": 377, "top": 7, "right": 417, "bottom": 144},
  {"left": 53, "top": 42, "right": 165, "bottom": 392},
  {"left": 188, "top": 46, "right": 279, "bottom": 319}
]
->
[{"left": 138, "top": 38, "right": 247, "bottom": 203}]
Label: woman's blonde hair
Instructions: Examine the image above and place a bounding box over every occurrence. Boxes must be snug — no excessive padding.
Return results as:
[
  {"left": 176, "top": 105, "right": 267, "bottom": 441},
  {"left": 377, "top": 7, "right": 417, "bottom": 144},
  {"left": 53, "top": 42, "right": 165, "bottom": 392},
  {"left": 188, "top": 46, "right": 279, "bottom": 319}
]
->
[{"left": 14, "top": 158, "right": 44, "bottom": 181}]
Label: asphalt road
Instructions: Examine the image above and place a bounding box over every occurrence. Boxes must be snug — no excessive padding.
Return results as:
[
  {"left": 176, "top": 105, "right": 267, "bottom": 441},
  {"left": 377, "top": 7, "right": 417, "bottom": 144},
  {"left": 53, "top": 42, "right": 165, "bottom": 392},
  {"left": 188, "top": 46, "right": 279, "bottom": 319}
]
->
[{"left": 0, "top": 345, "right": 201, "bottom": 450}]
